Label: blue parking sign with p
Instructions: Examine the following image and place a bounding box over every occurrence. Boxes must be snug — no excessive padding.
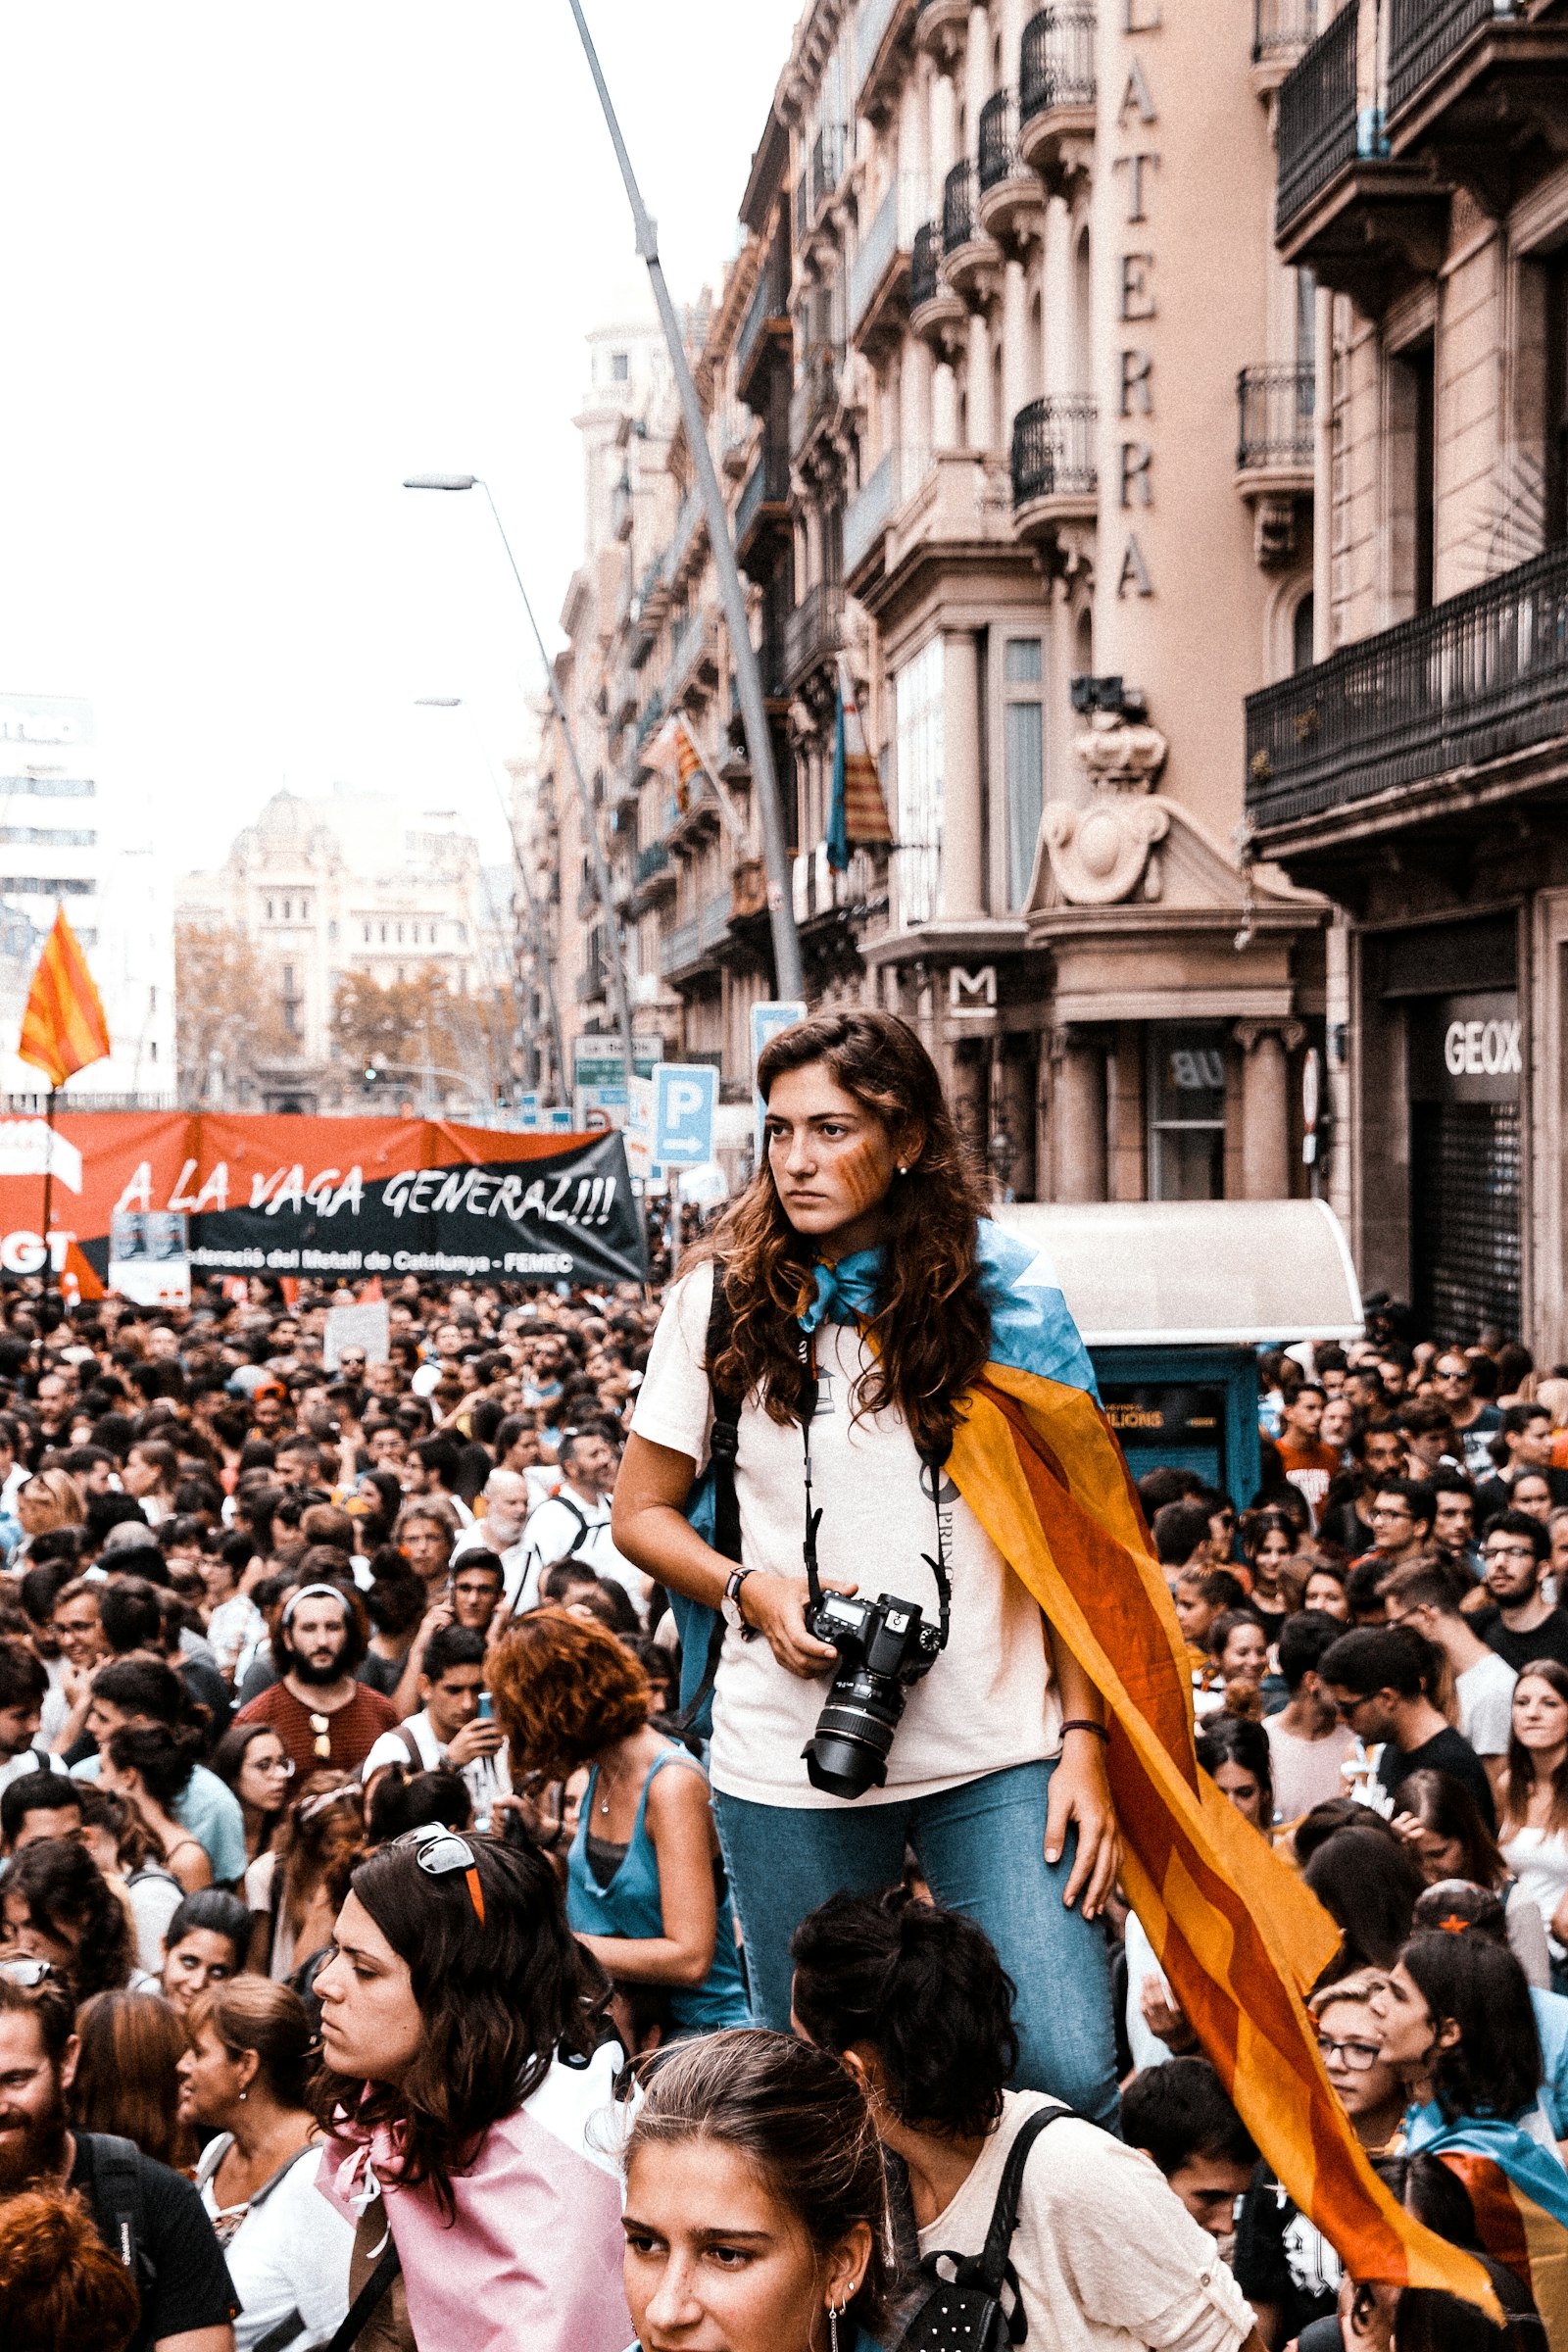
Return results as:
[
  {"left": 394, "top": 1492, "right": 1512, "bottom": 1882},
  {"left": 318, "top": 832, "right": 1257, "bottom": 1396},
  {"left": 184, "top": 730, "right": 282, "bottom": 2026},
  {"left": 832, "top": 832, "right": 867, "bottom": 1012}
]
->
[{"left": 653, "top": 1063, "right": 717, "bottom": 1168}]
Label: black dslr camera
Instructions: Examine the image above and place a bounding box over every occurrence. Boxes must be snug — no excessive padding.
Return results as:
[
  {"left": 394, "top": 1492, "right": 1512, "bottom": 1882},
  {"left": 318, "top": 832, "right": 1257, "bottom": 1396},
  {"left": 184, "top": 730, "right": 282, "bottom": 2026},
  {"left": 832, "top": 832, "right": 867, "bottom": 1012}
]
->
[{"left": 802, "top": 1588, "right": 943, "bottom": 1799}]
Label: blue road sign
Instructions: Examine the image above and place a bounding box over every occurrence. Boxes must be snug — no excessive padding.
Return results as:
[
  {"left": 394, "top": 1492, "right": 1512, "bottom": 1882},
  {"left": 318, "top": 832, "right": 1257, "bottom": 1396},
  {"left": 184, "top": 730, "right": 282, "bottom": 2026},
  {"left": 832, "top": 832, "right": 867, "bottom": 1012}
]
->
[{"left": 653, "top": 1063, "right": 717, "bottom": 1168}]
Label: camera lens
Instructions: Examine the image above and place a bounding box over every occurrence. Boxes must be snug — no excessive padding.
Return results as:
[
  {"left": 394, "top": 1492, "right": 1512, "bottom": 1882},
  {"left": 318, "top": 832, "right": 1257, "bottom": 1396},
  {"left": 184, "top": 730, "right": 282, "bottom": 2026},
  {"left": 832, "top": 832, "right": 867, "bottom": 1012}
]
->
[{"left": 803, "top": 1666, "right": 909, "bottom": 1799}]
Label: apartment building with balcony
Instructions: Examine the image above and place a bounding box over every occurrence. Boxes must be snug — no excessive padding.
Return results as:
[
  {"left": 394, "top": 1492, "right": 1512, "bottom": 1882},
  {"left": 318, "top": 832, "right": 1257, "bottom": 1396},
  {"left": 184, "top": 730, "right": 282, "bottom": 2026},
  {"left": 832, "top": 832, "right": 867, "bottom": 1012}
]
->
[
  {"left": 1246, "top": 0, "right": 1568, "bottom": 1348},
  {"left": 776, "top": 0, "right": 1324, "bottom": 1198},
  {"left": 541, "top": 0, "right": 1325, "bottom": 1200}
]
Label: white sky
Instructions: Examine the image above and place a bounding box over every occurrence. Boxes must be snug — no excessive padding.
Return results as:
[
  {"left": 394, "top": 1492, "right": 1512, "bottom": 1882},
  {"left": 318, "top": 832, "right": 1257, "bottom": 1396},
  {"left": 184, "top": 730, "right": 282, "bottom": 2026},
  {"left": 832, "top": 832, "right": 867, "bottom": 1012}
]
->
[{"left": 0, "top": 1, "right": 801, "bottom": 872}]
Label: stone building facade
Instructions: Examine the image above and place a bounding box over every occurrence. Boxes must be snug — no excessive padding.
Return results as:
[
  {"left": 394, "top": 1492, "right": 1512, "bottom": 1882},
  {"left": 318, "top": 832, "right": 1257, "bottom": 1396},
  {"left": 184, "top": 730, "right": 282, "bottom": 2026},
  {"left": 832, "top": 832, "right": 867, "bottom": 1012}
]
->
[
  {"left": 537, "top": 0, "right": 1333, "bottom": 1203},
  {"left": 1245, "top": 0, "right": 1568, "bottom": 1351}
]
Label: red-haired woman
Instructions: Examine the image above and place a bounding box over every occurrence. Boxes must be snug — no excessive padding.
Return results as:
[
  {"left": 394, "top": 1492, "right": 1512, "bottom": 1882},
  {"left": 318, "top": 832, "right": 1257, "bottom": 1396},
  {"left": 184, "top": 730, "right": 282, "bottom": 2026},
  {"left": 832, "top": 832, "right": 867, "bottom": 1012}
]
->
[
  {"left": 490, "top": 1608, "right": 749, "bottom": 2041},
  {"left": 613, "top": 1007, "right": 1120, "bottom": 2122}
]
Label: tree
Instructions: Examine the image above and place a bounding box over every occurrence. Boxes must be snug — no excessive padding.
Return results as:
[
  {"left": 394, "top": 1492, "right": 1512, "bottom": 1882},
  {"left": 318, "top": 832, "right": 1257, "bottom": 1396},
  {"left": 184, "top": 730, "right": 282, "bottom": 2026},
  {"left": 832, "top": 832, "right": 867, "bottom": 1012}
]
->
[
  {"left": 174, "top": 922, "right": 279, "bottom": 1104},
  {"left": 329, "top": 964, "right": 518, "bottom": 1110}
]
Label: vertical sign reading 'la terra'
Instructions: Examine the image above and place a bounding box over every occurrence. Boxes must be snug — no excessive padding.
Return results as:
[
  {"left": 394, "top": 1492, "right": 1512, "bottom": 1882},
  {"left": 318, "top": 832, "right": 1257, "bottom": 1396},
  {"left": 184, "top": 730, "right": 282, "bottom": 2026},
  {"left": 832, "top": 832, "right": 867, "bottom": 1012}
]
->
[{"left": 1115, "top": 0, "right": 1160, "bottom": 602}]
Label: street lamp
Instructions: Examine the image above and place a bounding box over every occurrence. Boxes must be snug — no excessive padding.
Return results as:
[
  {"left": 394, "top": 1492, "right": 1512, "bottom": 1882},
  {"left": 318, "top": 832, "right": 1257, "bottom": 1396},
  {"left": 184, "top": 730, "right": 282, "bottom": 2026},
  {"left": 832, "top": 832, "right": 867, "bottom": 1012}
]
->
[
  {"left": 412, "top": 695, "right": 570, "bottom": 1106},
  {"left": 402, "top": 473, "right": 638, "bottom": 1102},
  {"left": 565, "top": 0, "right": 806, "bottom": 1004}
]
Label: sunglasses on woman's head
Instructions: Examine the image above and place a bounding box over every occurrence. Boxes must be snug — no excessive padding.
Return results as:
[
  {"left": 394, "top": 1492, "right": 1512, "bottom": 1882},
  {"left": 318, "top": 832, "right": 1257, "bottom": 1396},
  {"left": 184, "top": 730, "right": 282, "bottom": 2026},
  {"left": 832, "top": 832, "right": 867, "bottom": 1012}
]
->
[{"left": 398, "top": 1824, "right": 486, "bottom": 1927}]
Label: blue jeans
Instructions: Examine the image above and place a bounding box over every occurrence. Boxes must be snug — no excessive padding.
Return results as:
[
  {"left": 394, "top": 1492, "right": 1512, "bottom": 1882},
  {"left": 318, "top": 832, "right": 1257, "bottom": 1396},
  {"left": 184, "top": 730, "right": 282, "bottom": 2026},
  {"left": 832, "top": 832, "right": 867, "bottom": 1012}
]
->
[{"left": 713, "top": 1758, "right": 1119, "bottom": 2127}]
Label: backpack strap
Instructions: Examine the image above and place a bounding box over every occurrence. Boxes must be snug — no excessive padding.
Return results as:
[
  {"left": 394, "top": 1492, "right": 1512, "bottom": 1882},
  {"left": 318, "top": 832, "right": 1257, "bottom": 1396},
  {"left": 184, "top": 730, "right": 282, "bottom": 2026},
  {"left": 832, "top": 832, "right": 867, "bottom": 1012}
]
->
[
  {"left": 80, "top": 2132, "right": 150, "bottom": 2282},
  {"left": 553, "top": 1493, "right": 592, "bottom": 1555},
  {"left": 671, "top": 1263, "right": 741, "bottom": 1737},
  {"left": 319, "top": 2241, "right": 403, "bottom": 2352},
  {"left": 975, "top": 2104, "right": 1070, "bottom": 2299}
]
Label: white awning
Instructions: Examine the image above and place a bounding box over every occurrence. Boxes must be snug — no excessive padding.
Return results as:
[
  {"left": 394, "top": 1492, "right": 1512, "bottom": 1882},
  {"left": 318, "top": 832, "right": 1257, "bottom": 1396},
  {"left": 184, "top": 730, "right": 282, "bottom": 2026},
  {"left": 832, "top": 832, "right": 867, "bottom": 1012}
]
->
[{"left": 992, "top": 1199, "right": 1363, "bottom": 1348}]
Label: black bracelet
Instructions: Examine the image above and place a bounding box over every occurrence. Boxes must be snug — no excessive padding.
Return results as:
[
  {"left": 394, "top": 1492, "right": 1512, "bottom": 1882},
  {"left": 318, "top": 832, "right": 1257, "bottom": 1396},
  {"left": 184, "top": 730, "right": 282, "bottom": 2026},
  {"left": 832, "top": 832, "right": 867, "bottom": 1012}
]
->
[{"left": 1060, "top": 1718, "right": 1109, "bottom": 1741}]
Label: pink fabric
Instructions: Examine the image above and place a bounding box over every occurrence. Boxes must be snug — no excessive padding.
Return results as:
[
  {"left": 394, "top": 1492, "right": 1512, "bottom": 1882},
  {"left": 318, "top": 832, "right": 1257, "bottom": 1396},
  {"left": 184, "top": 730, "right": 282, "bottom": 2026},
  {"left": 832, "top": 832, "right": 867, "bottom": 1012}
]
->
[{"left": 319, "top": 2054, "right": 630, "bottom": 2352}]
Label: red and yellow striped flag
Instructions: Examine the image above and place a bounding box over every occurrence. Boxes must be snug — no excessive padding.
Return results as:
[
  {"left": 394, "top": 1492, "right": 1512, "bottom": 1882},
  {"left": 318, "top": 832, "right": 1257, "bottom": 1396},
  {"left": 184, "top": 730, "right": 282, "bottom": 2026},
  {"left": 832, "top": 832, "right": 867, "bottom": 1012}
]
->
[
  {"left": 949, "top": 1361, "right": 1502, "bottom": 2321},
  {"left": 18, "top": 906, "right": 112, "bottom": 1090},
  {"left": 650, "top": 713, "right": 707, "bottom": 814}
]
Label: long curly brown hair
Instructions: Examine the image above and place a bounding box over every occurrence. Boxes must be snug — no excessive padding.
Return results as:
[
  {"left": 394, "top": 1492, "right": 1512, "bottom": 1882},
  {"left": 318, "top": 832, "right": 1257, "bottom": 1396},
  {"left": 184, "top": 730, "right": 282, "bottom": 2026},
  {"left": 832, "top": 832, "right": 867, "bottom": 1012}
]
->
[{"left": 702, "top": 1009, "right": 991, "bottom": 1454}]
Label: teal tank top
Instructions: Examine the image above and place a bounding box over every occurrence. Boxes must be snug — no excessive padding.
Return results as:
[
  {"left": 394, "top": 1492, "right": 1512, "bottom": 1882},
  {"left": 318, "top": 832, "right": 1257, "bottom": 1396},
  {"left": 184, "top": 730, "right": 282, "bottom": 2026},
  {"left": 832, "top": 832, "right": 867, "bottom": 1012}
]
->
[{"left": 566, "top": 1745, "right": 752, "bottom": 2035}]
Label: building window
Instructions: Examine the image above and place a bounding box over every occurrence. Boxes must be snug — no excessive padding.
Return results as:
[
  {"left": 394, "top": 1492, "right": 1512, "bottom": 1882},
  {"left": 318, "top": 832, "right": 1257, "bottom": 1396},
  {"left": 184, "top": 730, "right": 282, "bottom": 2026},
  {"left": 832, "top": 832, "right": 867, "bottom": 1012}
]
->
[
  {"left": 1293, "top": 592, "right": 1315, "bottom": 673},
  {"left": 1546, "top": 252, "right": 1568, "bottom": 548},
  {"left": 1390, "top": 338, "right": 1436, "bottom": 617},
  {"left": 266, "top": 899, "right": 274, "bottom": 921},
  {"left": 301, "top": 897, "right": 310, "bottom": 920},
  {"left": 1003, "top": 637, "right": 1045, "bottom": 910},
  {"left": 1148, "top": 1028, "right": 1228, "bottom": 1201},
  {"left": 380, "top": 923, "right": 387, "bottom": 944},
  {"left": 396, "top": 922, "right": 404, "bottom": 944},
  {"left": 283, "top": 898, "right": 291, "bottom": 920},
  {"left": 328, "top": 920, "right": 338, "bottom": 943},
  {"left": 895, "top": 636, "right": 945, "bottom": 925},
  {"left": 149, "top": 1040, "right": 157, "bottom": 1061},
  {"left": 612, "top": 349, "right": 630, "bottom": 383}
]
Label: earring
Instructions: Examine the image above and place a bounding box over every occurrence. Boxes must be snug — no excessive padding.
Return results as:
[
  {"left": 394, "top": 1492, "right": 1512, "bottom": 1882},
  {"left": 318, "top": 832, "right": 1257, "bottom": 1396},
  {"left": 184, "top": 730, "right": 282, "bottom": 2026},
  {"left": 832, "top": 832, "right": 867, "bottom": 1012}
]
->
[
  {"left": 896, "top": 1164, "right": 907, "bottom": 1176},
  {"left": 828, "top": 2304, "right": 842, "bottom": 2352},
  {"left": 238, "top": 2089, "right": 247, "bottom": 2102}
]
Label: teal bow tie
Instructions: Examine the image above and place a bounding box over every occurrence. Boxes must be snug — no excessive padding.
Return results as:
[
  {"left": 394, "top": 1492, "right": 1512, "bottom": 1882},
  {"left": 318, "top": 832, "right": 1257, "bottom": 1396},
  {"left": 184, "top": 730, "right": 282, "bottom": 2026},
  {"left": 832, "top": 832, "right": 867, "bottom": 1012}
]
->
[{"left": 799, "top": 1247, "right": 886, "bottom": 1334}]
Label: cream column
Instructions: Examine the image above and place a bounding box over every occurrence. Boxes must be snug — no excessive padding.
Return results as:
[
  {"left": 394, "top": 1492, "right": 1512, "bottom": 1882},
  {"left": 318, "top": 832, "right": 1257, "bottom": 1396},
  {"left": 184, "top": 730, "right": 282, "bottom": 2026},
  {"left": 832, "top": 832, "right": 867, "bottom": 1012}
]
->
[
  {"left": 1238, "top": 1023, "right": 1291, "bottom": 1200},
  {"left": 930, "top": 59, "right": 957, "bottom": 186},
  {"left": 966, "top": 2, "right": 992, "bottom": 125},
  {"left": 1003, "top": 254, "right": 1029, "bottom": 446},
  {"left": 941, "top": 630, "right": 984, "bottom": 918},
  {"left": 967, "top": 311, "right": 993, "bottom": 451},
  {"left": 1053, "top": 1030, "right": 1106, "bottom": 1201},
  {"left": 933, "top": 354, "right": 958, "bottom": 450}
]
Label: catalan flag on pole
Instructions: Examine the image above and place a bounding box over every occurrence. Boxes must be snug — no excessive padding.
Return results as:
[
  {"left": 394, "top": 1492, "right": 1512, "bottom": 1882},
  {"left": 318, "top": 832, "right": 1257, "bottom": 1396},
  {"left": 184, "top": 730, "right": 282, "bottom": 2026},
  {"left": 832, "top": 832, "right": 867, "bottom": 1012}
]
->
[
  {"left": 946, "top": 1224, "right": 1501, "bottom": 2321},
  {"left": 18, "top": 906, "right": 112, "bottom": 1091},
  {"left": 826, "top": 656, "right": 893, "bottom": 872},
  {"left": 650, "top": 712, "right": 706, "bottom": 815}
]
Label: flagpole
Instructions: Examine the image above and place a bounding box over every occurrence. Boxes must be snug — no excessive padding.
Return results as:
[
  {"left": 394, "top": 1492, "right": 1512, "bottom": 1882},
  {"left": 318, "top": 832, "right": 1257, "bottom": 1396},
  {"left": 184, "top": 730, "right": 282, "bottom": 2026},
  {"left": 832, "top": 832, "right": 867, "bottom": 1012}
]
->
[{"left": 40, "top": 1086, "right": 57, "bottom": 1323}]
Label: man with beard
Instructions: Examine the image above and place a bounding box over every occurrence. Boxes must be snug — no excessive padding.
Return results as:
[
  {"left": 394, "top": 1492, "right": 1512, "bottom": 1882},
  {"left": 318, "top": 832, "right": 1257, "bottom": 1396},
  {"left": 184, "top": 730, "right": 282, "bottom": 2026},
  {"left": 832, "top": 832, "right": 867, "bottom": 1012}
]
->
[
  {"left": 232, "top": 1583, "right": 396, "bottom": 1777},
  {"left": 0, "top": 1968, "right": 235, "bottom": 2352}
]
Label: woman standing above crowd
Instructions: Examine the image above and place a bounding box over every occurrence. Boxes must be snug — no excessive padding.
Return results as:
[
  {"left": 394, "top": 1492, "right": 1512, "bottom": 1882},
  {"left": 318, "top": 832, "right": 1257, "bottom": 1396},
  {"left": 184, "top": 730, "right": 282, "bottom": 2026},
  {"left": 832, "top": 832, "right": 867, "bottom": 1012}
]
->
[
  {"left": 614, "top": 1009, "right": 1120, "bottom": 2124},
  {"left": 1497, "top": 1663, "right": 1568, "bottom": 1998}
]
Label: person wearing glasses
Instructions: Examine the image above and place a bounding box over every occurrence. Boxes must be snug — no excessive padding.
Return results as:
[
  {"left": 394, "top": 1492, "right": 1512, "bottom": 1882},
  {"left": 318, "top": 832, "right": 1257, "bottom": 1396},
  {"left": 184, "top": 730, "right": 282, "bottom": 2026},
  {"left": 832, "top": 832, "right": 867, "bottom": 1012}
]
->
[
  {"left": 313, "top": 1827, "right": 631, "bottom": 2352},
  {"left": 1234, "top": 1972, "right": 1412, "bottom": 2352},
  {"left": 1352, "top": 1478, "right": 1438, "bottom": 1575},
  {"left": 1432, "top": 1353, "right": 1505, "bottom": 1483},
  {"left": 1474, "top": 1514, "right": 1568, "bottom": 1675},
  {"left": 232, "top": 1586, "right": 397, "bottom": 1781},
  {"left": 1318, "top": 1625, "right": 1497, "bottom": 1831}
]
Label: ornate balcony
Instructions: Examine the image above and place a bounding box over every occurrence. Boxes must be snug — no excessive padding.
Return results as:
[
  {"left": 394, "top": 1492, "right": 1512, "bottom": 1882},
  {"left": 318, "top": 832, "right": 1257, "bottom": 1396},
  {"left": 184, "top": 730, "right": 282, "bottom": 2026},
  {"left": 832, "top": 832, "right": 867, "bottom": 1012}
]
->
[
  {"left": 915, "top": 0, "right": 969, "bottom": 65},
  {"left": 661, "top": 892, "right": 733, "bottom": 984},
  {"left": 978, "top": 88, "right": 1043, "bottom": 247},
  {"left": 785, "top": 581, "right": 845, "bottom": 692},
  {"left": 1236, "top": 365, "right": 1316, "bottom": 567},
  {"left": 736, "top": 253, "right": 791, "bottom": 412},
  {"left": 1011, "top": 397, "right": 1097, "bottom": 568},
  {"left": 908, "top": 220, "right": 965, "bottom": 344},
  {"left": 1274, "top": 0, "right": 1447, "bottom": 313},
  {"left": 790, "top": 343, "right": 845, "bottom": 455},
  {"left": 1244, "top": 540, "right": 1568, "bottom": 862},
  {"left": 942, "top": 157, "right": 999, "bottom": 299},
  {"left": 850, "top": 178, "right": 915, "bottom": 353},
  {"left": 734, "top": 450, "right": 791, "bottom": 575},
  {"left": 1019, "top": 7, "right": 1097, "bottom": 199},
  {"left": 1384, "top": 0, "right": 1568, "bottom": 216}
]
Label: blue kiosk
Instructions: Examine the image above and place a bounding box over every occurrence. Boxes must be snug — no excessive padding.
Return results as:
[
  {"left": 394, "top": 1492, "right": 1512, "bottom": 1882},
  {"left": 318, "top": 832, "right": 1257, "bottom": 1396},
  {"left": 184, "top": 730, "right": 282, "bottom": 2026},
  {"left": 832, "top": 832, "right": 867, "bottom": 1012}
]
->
[{"left": 995, "top": 1200, "right": 1365, "bottom": 1511}]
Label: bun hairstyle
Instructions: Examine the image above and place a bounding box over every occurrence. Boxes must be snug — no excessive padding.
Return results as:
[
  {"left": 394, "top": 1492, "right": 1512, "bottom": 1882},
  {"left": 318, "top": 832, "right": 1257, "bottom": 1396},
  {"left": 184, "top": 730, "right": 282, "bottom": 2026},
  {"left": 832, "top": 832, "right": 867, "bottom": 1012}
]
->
[
  {"left": 623, "top": 2029, "right": 895, "bottom": 2343},
  {"left": 790, "top": 1885, "right": 1019, "bottom": 2139},
  {"left": 105, "top": 1721, "right": 204, "bottom": 1807}
]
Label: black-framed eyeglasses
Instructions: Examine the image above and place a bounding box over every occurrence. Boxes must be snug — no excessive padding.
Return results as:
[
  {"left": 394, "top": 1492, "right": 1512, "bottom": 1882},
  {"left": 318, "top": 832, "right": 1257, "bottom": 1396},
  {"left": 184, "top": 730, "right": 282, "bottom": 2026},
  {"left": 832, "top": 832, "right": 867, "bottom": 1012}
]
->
[
  {"left": 399, "top": 1824, "right": 486, "bottom": 1926},
  {"left": 1317, "top": 2034, "right": 1382, "bottom": 2071}
]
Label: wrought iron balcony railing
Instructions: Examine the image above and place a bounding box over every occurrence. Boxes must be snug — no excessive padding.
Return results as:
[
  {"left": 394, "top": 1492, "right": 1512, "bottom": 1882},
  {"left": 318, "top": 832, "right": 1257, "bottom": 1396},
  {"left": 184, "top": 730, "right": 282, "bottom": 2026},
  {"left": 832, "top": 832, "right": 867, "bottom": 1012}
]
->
[
  {"left": 979, "top": 88, "right": 1020, "bottom": 191},
  {"left": 1237, "top": 365, "right": 1316, "bottom": 469},
  {"left": 785, "top": 581, "right": 845, "bottom": 687},
  {"left": 1244, "top": 540, "right": 1568, "bottom": 833},
  {"left": 1020, "top": 5, "right": 1097, "bottom": 120},
  {"left": 909, "top": 220, "right": 943, "bottom": 309},
  {"left": 1010, "top": 396, "right": 1098, "bottom": 505},
  {"left": 1389, "top": 0, "right": 1502, "bottom": 121},
  {"left": 942, "top": 157, "right": 977, "bottom": 254},
  {"left": 1275, "top": 0, "right": 1359, "bottom": 234}
]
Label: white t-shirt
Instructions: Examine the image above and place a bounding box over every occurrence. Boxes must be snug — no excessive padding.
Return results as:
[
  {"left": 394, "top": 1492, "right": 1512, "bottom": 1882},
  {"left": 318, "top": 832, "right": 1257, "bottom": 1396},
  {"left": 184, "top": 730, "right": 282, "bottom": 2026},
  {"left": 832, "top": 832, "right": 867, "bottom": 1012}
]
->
[
  {"left": 631, "top": 1259, "right": 1059, "bottom": 1809},
  {"left": 521, "top": 1489, "right": 651, "bottom": 1615},
  {"left": 1501, "top": 1823, "right": 1568, "bottom": 1959},
  {"left": 1455, "top": 1648, "right": 1517, "bottom": 1757},
  {"left": 197, "top": 2138, "right": 352, "bottom": 2352},
  {"left": 916, "top": 2090, "right": 1253, "bottom": 2352},
  {"left": 361, "top": 1707, "right": 512, "bottom": 1831},
  {"left": 0, "top": 1746, "right": 67, "bottom": 1795}
]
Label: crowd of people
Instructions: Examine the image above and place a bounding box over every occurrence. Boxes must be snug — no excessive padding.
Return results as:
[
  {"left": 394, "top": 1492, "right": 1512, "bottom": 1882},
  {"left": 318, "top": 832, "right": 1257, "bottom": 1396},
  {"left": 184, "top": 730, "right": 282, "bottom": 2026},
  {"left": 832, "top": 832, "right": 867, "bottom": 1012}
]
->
[{"left": 0, "top": 1006, "right": 1563, "bottom": 2351}]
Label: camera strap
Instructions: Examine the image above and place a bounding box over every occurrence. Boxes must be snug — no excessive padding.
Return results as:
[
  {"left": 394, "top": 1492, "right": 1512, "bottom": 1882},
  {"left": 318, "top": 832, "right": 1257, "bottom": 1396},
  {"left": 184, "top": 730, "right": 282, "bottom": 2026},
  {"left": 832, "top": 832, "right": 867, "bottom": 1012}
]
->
[{"left": 797, "top": 1329, "right": 953, "bottom": 1652}]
